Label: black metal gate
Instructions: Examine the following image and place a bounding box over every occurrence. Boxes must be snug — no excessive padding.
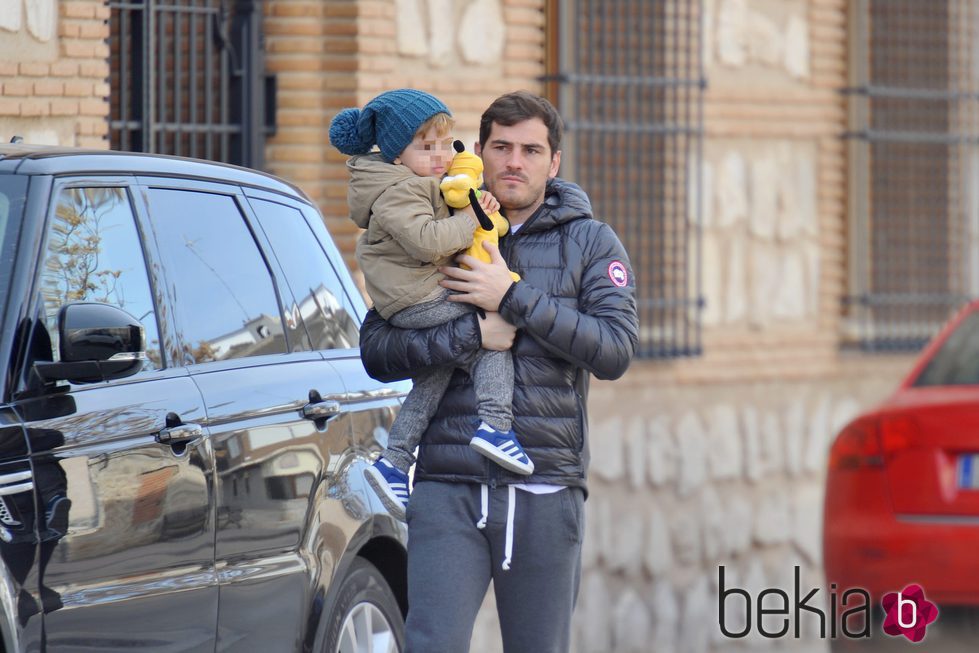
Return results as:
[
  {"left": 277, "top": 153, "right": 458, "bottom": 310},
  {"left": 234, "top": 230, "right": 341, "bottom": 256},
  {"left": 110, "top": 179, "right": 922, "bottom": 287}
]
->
[
  {"left": 549, "top": 0, "right": 705, "bottom": 359},
  {"left": 109, "top": 0, "right": 273, "bottom": 168}
]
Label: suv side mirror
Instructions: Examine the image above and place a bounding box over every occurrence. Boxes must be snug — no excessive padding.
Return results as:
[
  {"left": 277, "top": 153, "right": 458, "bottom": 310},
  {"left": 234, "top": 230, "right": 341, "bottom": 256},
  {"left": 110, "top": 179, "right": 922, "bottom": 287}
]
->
[{"left": 33, "top": 303, "right": 147, "bottom": 384}]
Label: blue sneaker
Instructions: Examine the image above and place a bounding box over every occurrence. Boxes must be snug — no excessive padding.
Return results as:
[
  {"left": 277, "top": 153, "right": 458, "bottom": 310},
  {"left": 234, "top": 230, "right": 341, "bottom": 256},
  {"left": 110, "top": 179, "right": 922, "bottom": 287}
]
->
[
  {"left": 470, "top": 423, "right": 534, "bottom": 475},
  {"left": 365, "top": 457, "right": 409, "bottom": 520}
]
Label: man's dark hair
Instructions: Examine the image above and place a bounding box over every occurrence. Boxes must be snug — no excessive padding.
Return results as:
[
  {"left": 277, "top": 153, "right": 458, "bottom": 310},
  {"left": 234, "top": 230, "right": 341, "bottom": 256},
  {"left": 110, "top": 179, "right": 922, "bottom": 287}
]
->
[{"left": 479, "top": 91, "right": 564, "bottom": 156}]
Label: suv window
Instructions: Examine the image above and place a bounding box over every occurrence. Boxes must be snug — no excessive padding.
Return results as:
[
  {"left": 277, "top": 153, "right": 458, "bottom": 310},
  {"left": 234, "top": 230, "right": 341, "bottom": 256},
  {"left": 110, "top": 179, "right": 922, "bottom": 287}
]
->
[
  {"left": 249, "top": 198, "right": 360, "bottom": 350},
  {"left": 39, "top": 187, "right": 163, "bottom": 370},
  {"left": 144, "top": 188, "right": 287, "bottom": 364},
  {"left": 0, "top": 175, "right": 28, "bottom": 320}
]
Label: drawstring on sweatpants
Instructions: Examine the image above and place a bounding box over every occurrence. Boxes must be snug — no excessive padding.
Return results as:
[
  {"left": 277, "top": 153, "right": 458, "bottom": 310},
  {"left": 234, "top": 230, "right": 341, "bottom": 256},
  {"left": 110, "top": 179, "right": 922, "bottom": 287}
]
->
[
  {"left": 476, "top": 484, "right": 488, "bottom": 530},
  {"left": 502, "top": 485, "right": 515, "bottom": 571},
  {"left": 474, "top": 484, "right": 517, "bottom": 571}
]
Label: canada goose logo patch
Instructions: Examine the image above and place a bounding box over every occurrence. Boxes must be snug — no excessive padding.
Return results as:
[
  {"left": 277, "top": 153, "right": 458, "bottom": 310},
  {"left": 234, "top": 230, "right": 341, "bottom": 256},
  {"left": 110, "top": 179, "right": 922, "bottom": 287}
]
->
[{"left": 608, "top": 261, "right": 628, "bottom": 287}]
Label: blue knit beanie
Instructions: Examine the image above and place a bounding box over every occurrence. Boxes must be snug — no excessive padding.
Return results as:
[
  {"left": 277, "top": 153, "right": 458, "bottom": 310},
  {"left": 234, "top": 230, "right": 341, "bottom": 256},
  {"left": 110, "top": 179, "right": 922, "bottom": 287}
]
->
[{"left": 329, "top": 89, "right": 451, "bottom": 162}]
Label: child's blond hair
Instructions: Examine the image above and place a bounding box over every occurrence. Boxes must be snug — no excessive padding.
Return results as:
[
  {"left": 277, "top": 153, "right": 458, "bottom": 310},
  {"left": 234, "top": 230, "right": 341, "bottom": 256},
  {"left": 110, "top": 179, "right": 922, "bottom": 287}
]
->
[{"left": 416, "top": 112, "right": 455, "bottom": 139}]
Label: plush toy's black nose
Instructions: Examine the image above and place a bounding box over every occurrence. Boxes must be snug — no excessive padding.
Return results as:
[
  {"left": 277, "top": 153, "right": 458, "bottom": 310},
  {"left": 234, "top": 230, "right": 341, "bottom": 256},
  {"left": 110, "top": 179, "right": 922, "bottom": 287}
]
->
[{"left": 453, "top": 140, "right": 465, "bottom": 153}]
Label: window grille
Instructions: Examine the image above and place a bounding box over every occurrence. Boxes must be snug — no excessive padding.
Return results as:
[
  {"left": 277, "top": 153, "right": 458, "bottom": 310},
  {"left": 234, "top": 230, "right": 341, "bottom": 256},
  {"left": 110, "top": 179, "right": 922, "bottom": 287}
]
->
[
  {"left": 109, "top": 0, "right": 273, "bottom": 168},
  {"left": 844, "top": 0, "right": 977, "bottom": 351},
  {"left": 548, "top": 0, "right": 705, "bottom": 358}
]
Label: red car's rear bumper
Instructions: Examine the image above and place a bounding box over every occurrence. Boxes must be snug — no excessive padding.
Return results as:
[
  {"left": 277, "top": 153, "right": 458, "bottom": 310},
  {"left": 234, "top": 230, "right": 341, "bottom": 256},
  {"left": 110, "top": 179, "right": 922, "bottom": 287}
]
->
[{"left": 824, "top": 469, "right": 979, "bottom": 606}]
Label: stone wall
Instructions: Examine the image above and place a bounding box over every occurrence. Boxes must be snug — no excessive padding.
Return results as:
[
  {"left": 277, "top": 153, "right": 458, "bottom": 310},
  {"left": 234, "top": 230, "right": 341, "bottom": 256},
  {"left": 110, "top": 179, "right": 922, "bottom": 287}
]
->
[
  {"left": 675, "top": 0, "right": 850, "bottom": 386},
  {"left": 466, "top": 354, "right": 915, "bottom": 653},
  {"left": 0, "top": 0, "right": 110, "bottom": 147},
  {"left": 574, "top": 358, "right": 915, "bottom": 653}
]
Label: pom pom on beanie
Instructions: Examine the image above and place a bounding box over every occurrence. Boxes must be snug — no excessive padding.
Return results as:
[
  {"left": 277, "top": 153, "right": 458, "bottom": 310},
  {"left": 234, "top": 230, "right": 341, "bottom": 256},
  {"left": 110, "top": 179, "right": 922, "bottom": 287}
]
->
[
  {"left": 328, "top": 89, "right": 451, "bottom": 162},
  {"left": 329, "top": 108, "right": 373, "bottom": 156}
]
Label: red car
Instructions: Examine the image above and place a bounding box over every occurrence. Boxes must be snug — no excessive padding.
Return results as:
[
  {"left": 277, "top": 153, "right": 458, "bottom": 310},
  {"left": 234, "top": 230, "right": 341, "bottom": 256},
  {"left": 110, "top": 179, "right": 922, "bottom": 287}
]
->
[{"left": 824, "top": 301, "right": 979, "bottom": 642}]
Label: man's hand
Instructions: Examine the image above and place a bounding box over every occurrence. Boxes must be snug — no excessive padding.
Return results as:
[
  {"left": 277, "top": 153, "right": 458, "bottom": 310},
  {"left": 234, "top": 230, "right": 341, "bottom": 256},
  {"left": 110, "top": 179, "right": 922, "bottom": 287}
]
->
[
  {"left": 478, "top": 311, "right": 516, "bottom": 351},
  {"left": 440, "top": 242, "right": 516, "bottom": 311}
]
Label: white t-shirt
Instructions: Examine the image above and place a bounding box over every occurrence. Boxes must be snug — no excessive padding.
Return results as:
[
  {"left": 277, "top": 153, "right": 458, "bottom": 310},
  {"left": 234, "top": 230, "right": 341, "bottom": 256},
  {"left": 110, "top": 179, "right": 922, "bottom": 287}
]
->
[{"left": 514, "top": 482, "right": 565, "bottom": 495}]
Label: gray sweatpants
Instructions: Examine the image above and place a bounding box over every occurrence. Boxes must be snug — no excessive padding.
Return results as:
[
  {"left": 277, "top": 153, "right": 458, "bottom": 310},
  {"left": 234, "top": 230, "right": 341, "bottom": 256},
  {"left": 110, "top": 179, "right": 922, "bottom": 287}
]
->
[
  {"left": 384, "top": 293, "right": 514, "bottom": 474},
  {"left": 404, "top": 481, "right": 585, "bottom": 653}
]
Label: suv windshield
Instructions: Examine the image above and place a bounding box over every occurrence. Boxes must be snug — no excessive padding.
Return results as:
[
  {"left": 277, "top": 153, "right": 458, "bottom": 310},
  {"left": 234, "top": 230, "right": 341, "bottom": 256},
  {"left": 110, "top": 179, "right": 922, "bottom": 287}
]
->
[{"left": 0, "top": 175, "right": 27, "bottom": 323}]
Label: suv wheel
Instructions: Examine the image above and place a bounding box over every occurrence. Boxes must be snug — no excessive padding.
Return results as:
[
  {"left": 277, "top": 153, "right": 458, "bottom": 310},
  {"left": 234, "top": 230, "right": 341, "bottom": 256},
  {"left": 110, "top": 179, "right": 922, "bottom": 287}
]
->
[{"left": 324, "top": 558, "right": 405, "bottom": 653}]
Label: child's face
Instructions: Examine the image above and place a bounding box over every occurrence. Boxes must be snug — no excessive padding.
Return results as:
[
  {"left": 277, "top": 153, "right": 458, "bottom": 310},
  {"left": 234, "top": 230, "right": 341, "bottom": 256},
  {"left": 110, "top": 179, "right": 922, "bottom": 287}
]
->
[{"left": 396, "top": 125, "right": 454, "bottom": 178}]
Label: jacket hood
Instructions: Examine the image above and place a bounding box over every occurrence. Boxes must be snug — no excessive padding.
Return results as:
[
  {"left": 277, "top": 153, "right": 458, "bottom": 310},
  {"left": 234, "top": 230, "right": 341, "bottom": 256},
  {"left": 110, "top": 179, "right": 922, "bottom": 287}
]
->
[
  {"left": 346, "top": 153, "right": 417, "bottom": 228},
  {"left": 518, "top": 178, "right": 593, "bottom": 234}
]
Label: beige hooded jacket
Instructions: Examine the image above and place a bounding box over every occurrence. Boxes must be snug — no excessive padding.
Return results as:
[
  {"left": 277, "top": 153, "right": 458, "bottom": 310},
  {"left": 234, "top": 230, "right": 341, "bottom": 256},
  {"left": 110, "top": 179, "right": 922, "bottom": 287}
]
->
[{"left": 348, "top": 153, "right": 477, "bottom": 319}]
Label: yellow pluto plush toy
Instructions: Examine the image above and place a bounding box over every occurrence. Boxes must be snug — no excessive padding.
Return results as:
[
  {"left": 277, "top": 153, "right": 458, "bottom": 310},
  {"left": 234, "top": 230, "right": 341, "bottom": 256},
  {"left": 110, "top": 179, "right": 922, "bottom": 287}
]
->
[{"left": 440, "top": 141, "right": 521, "bottom": 282}]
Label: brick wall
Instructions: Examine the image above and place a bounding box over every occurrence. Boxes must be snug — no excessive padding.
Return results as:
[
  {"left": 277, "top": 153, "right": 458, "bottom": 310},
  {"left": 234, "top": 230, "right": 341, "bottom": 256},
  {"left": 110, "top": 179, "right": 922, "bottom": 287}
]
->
[
  {"left": 264, "top": 1, "right": 356, "bottom": 257},
  {"left": 263, "top": 0, "right": 547, "bottom": 269},
  {"left": 0, "top": 0, "right": 110, "bottom": 148}
]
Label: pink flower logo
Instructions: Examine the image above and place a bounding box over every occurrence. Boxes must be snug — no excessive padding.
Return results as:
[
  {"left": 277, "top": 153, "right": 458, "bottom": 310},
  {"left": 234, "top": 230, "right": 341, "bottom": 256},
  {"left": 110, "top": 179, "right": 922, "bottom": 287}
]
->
[{"left": 881, "top": 584, "right": 938, "bottom": 643}]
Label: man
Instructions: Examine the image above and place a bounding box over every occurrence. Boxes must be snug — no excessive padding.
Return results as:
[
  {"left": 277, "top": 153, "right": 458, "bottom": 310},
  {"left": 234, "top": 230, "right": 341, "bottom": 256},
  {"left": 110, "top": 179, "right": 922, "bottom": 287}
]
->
[{"left": 359, "top": 91, "right": 639, "bottom": 652}]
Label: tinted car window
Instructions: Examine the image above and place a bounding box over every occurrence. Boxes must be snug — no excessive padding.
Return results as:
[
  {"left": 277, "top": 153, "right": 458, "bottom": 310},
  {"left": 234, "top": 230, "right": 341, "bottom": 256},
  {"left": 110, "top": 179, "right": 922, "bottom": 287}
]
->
[
  {"left": 144, "top": 188, "right": 287, "bottom": 364},
  {"left": 249, "top": 198, "right": 360, "bottom": 350},
  {"left": 299, "top": 205, "right": 368, "bottom": 321},
  {"left": 39, "top": 187, "right": 162, "bottom": 370},
  {"left": 914, "top": 310, "right": 979, "bottom": 386},
  {"left": 0, "top": 175, "right": 28, "bottom": 321}
]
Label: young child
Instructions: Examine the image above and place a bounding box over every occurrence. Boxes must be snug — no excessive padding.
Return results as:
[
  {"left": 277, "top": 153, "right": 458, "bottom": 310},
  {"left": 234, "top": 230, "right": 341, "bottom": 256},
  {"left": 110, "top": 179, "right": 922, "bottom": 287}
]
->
[{"left": 329, "top": 89, "right": 533, "bottom": 519}]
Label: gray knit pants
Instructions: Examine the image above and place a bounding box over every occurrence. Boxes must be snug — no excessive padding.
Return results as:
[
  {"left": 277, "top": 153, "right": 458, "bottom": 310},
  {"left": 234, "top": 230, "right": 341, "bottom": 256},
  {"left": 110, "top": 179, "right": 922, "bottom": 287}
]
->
[{"left": 384, "top": 292, "right": 514, "bottom": 474}]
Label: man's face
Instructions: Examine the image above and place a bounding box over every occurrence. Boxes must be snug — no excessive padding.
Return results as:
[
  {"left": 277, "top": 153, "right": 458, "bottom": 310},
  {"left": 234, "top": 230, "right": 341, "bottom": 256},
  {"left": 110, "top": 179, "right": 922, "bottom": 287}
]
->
[
  {"left": 396, "top": 125, "right": 454, "bottom": 178},
  {"left": 477, "top": 118, "right": 561, "bottom": 221}
]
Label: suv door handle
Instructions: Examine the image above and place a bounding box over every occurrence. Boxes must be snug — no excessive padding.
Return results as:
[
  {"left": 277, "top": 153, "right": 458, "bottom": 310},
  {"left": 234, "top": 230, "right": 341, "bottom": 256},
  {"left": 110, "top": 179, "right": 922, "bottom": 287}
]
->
[
  {"left": 0, "top": 470, "right": 34, "bottom": 496},
  {"left": 156, "top": 423, "right": 203, "bottom": 446},
  {"left": 302, "top": 399, "right": 341, "bottom": 421}
]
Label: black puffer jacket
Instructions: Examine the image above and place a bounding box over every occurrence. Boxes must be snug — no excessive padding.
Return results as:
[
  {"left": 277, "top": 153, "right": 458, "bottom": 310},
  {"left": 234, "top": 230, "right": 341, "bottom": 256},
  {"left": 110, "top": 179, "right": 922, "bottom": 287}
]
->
[{"left": 360, "top": 178, "right": 639, "bottom": 491}]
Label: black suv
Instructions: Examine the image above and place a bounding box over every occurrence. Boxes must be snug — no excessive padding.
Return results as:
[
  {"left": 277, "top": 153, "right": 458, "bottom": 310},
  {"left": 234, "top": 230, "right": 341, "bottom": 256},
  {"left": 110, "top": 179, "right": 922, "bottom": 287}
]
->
[{"left": 0, "top": 145, "right": 408, "bottom": 652}]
